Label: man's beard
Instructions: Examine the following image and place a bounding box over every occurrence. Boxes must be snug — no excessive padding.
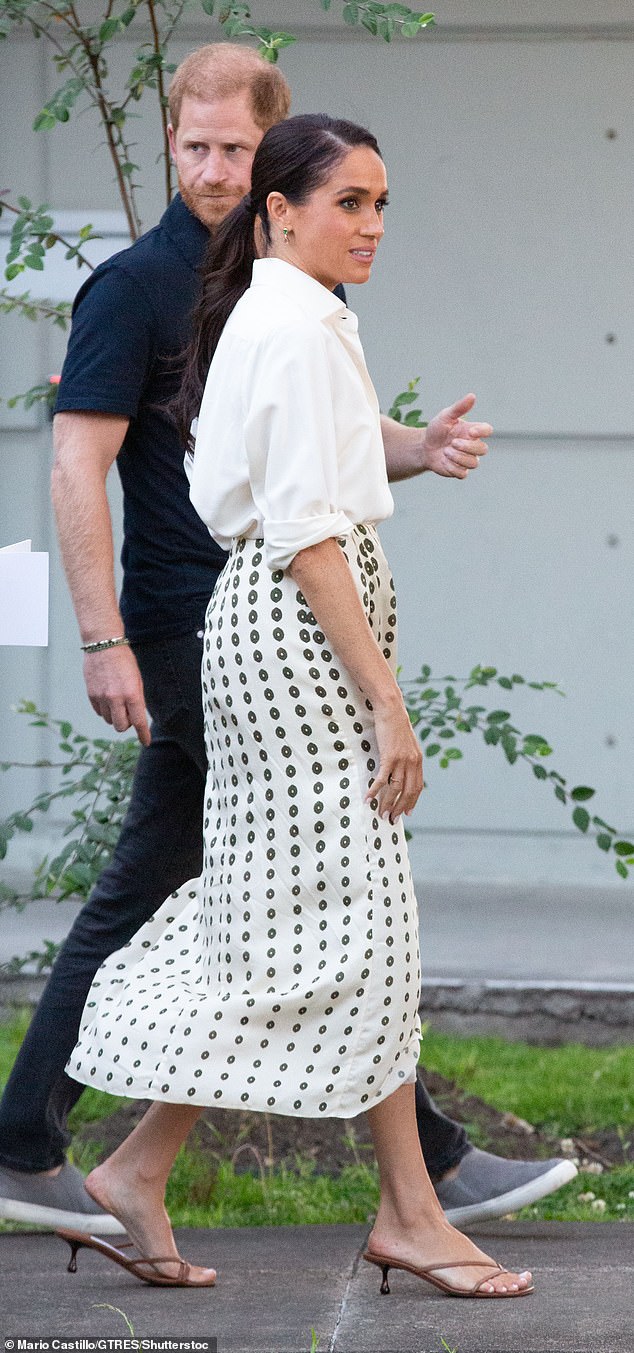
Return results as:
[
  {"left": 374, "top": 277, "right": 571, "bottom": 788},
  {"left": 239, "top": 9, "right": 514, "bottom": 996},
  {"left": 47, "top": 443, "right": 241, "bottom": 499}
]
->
[{"left": 178, "top": 176, "right": 242, "bottom": 229}]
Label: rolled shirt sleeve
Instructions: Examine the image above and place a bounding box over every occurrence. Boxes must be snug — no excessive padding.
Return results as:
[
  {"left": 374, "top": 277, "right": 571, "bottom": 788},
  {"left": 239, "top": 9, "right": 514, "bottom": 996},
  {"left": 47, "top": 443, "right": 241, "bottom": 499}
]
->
[{"left": 243, "top": 321, "right": 355, "bottom": 572}]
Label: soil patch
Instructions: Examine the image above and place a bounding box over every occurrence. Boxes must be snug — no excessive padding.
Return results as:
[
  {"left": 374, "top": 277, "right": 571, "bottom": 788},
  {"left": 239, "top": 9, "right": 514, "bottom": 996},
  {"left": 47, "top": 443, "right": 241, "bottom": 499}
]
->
[{"left": 76, "top": 1069, "right": 630, "bottom": 1174}]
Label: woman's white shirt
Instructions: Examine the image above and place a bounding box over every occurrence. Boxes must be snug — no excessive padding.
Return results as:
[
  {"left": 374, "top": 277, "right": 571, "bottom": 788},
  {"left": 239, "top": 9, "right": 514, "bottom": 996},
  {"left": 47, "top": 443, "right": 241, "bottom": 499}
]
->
[{"left": 188, "top": 256, "right": 393, "bottom": 573}]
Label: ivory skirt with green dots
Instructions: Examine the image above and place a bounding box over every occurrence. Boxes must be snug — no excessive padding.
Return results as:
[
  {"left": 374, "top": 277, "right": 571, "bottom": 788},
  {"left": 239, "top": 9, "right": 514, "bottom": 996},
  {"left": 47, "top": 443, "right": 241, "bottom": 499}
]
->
[{"left": 68, "top": 525, "right": 421, "bottom": 1118}]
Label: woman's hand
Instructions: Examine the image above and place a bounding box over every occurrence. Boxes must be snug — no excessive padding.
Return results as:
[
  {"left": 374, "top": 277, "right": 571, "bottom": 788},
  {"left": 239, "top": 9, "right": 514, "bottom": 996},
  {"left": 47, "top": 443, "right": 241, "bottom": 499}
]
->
[
  {"left": 366, "top": 692, "right": 424, "bottom": 821},
  {"left": 289, "top": 538, "right": 424, "bottom": 822}
]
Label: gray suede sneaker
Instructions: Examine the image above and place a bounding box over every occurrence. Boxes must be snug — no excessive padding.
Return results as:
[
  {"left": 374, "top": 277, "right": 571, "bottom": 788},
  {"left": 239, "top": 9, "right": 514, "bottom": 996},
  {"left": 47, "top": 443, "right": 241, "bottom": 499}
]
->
[
  {"left": 435, "top": 1146, "right": 578, "bottom": 1226},
  {"left": 0, "top": 1162, "right": 124, "bottom": 1233}
]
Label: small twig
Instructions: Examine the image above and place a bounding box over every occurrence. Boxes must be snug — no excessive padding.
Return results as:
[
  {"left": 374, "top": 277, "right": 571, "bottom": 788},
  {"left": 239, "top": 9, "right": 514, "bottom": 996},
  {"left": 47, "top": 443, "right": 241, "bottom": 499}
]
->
[
  {"left": 146, "top": 0, "right": 173, "bottom": 206},
  {"left": 264, "top": 1111, "right": 275, "bottom": 1168},
  {"left": 571, "top": 1137, "right": 614, "bottom": 1171}
]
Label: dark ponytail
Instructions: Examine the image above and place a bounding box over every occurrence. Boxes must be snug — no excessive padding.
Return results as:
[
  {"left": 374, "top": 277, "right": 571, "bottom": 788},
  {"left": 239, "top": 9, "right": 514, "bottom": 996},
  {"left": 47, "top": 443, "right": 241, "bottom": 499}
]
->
[
  {"left": 172, "top": 113, "right": 382, "bottom": 450},
  {"left": 174, "top": 195, "right": 257, "bottom": 450}
]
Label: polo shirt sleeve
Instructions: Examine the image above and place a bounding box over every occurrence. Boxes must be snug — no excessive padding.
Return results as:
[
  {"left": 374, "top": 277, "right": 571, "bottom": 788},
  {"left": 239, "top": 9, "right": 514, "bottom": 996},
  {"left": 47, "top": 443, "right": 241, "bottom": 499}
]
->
[
  {"left": 55, "top": 263, "right": 155, "bottom": 419},
  {"left": 243, "top": 321, "right": 355, "bottom": 572}
]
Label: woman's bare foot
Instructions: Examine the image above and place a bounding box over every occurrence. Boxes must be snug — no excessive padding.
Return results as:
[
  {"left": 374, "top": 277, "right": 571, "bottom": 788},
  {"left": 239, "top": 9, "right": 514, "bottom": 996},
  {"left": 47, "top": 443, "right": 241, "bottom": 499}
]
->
[
  {"left": 85, "top": 1163, "right": 216, "bottom": 1286},
  {"left": 367, "top": 1212, "right": 532, "bottom": 1295}
]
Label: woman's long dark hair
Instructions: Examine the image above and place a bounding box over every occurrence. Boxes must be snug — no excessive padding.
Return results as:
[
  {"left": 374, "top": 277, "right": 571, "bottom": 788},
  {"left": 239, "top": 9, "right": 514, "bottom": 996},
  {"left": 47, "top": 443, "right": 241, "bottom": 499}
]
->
[{"left": 173, "top": 113, "right": 382, "bottom": 450}]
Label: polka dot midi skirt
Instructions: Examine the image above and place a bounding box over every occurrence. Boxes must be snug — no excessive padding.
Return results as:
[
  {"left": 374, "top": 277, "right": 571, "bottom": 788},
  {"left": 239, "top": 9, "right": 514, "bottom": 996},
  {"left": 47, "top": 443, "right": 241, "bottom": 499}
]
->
[{"left": 69, "top": 525, "right": 422, "bottom": 1118}]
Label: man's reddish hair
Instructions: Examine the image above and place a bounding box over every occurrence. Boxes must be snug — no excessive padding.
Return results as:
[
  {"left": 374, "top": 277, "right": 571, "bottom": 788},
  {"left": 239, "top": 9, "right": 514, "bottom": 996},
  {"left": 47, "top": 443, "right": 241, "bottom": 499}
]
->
[{"left": 168, "top": 43, "right": 291, "bottom": 132}]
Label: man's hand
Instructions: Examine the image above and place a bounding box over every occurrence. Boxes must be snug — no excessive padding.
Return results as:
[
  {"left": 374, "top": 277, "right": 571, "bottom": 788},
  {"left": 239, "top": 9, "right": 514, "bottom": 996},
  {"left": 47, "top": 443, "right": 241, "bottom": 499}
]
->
[
  {"left": 83, "top": 644, "right": 151, "bottom": 746},
  {"left": 421, "top": 392, "right": 492, "bottom": 479}
]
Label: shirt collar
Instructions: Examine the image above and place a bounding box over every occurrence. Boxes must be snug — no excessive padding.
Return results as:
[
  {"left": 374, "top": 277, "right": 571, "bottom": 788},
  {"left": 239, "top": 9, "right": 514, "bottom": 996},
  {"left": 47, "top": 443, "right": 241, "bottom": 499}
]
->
[
  {"left": 250, "top": 257, "right": 351, "bottom": 325},
  {"left": 161, "top": 193, "right": 209, "bottom": 270}
]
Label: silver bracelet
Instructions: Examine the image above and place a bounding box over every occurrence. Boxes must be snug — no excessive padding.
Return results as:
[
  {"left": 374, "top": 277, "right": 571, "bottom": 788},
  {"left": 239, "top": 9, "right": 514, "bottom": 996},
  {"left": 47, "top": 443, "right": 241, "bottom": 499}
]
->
[{"left": 80, "top": 636, "right": 130, "bottom": 654}]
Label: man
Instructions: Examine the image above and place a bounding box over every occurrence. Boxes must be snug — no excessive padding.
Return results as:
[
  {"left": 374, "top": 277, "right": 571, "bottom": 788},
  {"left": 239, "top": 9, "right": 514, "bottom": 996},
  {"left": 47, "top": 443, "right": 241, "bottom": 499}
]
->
[{"left": 0, "top": 44, "right": 575, "bottom": 1233}]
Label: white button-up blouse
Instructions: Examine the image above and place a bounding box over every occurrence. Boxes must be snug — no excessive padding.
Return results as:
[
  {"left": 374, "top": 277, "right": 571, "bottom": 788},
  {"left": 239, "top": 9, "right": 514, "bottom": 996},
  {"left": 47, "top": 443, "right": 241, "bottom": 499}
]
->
[{"left": 188, "top": 256, "right": 394, "bottom": 572}]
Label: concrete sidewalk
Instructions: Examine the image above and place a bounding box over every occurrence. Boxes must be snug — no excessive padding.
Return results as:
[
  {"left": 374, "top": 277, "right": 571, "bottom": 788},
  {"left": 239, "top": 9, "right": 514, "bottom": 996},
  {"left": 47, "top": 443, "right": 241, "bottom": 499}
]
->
[{"left": 1, "top": 1221, "right": 631, "bottom": 1352}]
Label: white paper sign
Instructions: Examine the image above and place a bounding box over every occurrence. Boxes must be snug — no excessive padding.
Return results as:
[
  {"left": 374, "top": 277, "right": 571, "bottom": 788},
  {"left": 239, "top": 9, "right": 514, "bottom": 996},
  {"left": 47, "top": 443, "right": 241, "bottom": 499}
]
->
[{"left": 0, "top": 540, "right": 49, "bottom": 646}]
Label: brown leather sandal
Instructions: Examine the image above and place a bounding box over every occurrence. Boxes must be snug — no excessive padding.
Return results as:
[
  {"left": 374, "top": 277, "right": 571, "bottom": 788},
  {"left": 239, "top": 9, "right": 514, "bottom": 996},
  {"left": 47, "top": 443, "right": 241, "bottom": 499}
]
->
[
  {"left": 57, "top": 1227, "right": 216, "bottom": 1288},
  {"left": 363, "top": 1249, "right": 534, "bottom": 1298}
]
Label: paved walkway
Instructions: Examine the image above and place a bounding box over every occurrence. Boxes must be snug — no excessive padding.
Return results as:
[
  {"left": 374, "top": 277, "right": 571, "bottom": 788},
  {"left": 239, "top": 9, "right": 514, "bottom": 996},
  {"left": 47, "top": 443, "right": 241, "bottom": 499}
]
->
[{"left": 1, "top": 1221, "right": 631, "bottom": 1352}]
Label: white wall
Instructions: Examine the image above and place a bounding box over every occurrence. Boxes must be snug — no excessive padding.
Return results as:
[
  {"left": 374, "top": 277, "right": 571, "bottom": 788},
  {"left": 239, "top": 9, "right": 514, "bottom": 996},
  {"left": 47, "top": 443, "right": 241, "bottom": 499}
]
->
[{"left": 1, "top": 1, "right": 632, "bottom": 888}]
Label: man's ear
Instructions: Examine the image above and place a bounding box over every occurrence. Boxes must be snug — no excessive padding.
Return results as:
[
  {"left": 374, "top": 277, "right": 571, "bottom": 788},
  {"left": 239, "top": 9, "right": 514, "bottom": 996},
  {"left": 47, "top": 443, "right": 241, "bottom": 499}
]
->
[{"left": 167, "top": 123, "right": 177, "bottom": 161}]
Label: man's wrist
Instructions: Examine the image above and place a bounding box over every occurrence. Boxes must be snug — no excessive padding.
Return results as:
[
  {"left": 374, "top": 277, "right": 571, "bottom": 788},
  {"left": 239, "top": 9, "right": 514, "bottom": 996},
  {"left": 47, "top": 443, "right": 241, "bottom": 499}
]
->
[{"left": 415, "top": 425, "right": 431, "bottom": 472}]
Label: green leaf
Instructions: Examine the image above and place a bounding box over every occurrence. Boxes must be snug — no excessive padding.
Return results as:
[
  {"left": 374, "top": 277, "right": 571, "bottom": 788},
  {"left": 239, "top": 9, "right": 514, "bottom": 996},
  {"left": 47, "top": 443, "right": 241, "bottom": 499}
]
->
[
  {"left": 616, "top": 859, "right": 629, "bottom": 880},
  {"left": 343, "top": 3, "right": 359, "bottom": 23},
  {"left": 426, "top": 743, "right": 440, "bottom": 757},
  {"left": 501, "top": 732, "right": 517, "bottom": 764},
  {"left": 99, "top": 18, "right": 120, "bottom": 41},
  {"left": 596, "top": 833, "right": 612, "bottom": 852},
  {"left": 572, "top": 806, "right": 590, "bottom": 833},
  {"left": 532, "top": 764, "right": 548, "bottom": 780},
  {"left": 570, "top": 786, "right": 595, "bottom": 802},
  {"left": 523, "top": 734, "right": 551, "bottom": 755},
  {"left": 33, "top": 111, "right": 57, "bottom": 131},
  {"left": 497, "top": 676, "right": 513, "bottom": 689},
  {"left": 486, "top": 710, "right": 511, "bottom": 724},
  {"left": 593, "top": 815, "right": 617, "bottom": 832},
  {"left": 614, "top": 840, "right": 634, "bottom": 857},
  {"left": 554, "top": 785, "right": 567, "bottom": 804},
  {"left": 483, "top": 727, "right": 500, "bottom": 745},
  {"left": 13, "top": 814, "right": 34, "bottom": 833},
  {"left": 201, "top": 0, "right": 216, "bottom": 11}
]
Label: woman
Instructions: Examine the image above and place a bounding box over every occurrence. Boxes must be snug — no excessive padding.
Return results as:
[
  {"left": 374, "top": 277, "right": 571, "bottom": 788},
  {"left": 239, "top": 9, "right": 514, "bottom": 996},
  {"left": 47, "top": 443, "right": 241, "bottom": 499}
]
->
[{"left": 60, "top": 115, "right": 532, "bottom": 1300}]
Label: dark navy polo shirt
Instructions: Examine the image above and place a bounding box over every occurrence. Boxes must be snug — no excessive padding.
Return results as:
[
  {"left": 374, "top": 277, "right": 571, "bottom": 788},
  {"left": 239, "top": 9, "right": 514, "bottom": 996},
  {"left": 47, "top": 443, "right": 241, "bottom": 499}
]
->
[
  {"left": 56, "top": 193, "right": 348, "bottom": 643},
  {"left": 56, "top": 194, "right": 228, "bottom": 643}
]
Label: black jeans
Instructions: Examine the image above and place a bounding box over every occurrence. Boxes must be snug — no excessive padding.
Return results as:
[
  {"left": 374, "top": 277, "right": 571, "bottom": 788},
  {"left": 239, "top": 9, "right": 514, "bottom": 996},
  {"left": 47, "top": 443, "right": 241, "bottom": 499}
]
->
[{"left": 0, "top": 629, "right": 468, "bottom": 1180}]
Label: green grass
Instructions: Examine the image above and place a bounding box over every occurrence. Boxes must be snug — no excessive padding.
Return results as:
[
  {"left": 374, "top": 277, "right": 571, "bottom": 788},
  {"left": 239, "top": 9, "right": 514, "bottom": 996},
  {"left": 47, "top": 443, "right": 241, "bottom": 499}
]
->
[
  {"left": 521, "top": 1165, "right": 634, "bottom": 1222},
  {"left": 420, "top": 1029, "right": 634, "bottom": 1136},
  {"left": 165, "top": 1155, "right": 380, "bottom": 1228},
  {"left": 1, "top": 1012, "right": 633, "bottom": 1227},
  {"left": 0, "top": 1007, "right": 31, "bottom": 1086}
]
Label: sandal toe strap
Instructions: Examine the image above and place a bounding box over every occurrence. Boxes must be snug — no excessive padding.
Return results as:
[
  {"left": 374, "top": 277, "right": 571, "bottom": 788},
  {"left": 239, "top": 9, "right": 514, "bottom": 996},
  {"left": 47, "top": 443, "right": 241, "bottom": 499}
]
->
[
  {"left": 472, "top": 1267, "right": 508, "bottom": 1293},
  {"left": 129, "top": 1255, "right": 188, "bottom": 1282}
]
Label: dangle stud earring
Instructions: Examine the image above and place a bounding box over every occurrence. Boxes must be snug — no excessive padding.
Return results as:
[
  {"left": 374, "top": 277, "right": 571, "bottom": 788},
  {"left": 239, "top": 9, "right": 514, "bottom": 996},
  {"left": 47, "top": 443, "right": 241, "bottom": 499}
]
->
[{"left": 283, "top": 227, "right": 290, "bottom": 244}]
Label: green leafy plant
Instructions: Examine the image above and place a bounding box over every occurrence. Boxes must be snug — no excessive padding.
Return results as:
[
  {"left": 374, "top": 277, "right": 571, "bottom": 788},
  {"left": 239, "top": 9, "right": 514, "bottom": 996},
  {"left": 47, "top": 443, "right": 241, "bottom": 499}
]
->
[
  {"left": 387, "top": 374, "right": 428, "bottom": 427},
  {"left": 403, "top": 662, "right": 634, "bottom": 877},
  {"left": 322, "top": 1, "right": 434, "bottom": 42},
  {"left": 0, "top": 700, "right": 140, "bottom": 931}
]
